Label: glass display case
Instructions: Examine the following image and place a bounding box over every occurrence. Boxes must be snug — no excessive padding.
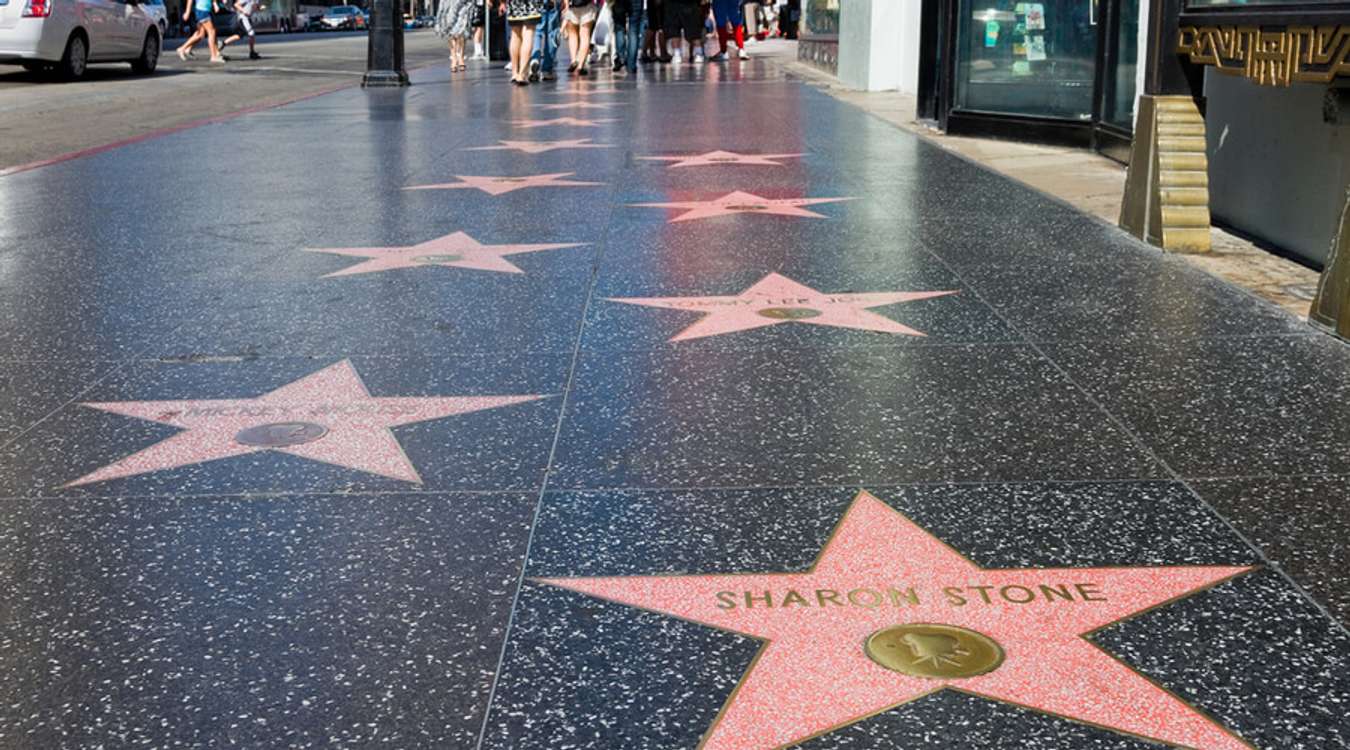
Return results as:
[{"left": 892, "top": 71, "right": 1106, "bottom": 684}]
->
[{"left": 954, "top": 0, "right": 1098, "bottom": 119}]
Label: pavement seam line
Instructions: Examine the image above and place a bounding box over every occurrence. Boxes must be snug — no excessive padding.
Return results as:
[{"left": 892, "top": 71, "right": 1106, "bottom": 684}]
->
[{"left": 472, "top": 109, "right": 624, "bottom": 750}]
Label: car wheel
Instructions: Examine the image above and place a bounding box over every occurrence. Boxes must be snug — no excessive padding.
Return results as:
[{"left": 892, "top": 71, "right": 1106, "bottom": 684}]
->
[
  {"left": 57, "top": 32, "right": 88, "bottom": 81},
  {"left": 131, "top": 29, "right": 160, "bottom": 74}
]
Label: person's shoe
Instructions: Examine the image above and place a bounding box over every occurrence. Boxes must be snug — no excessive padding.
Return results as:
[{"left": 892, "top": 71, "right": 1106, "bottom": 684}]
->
[
  {"left": 176, "top": 47, "right": 188, "bottom": 61},
  {"left": 210, "top": 56, "right": 226, "bottom": 64},
  {"left": 541, "top": 70, "right": 556, "bottom": 81},
  {"left": 671, "top": 50, "right": 682, "bottom": 64},
  {"left": 504, "top": 62, "right": 512, "bottom": 70},
  {"left": 567, "top": 61, "right": 578, "bottom": 73},
  {"left": 738, "top": 47, "right": 749, "bottom": 59},
  {"left": 528, "top": 58, "right": 541, "bottom": 81},
  {"left": 639, "top": 53, "right": 653, "bottom": 64},
  {"left": 578, "top": 63, "right": 589, "bottom": 76},
  {"left": 709, "top": 51, "right": 727, "bottom": 62},
  {"left": 249, "top": 51, "right": 261, "bottom": 60}
]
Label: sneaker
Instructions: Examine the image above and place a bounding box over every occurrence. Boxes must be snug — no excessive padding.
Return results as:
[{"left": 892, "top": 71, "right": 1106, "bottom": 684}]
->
[
  {"left": 528, "top": 58, "right": 540, "bottom": 81},
  {"left": 504, "top": 62, "right": 512, "bottom": 70},
  {"left": 738, "top": 47, "right": 749, "bottom": 60},
  {"left": 210, "top": 56, "right": 226, "bottom": 64},
  {"left": 541, "top": 70, "right": 556, "bottom": 81},
  {"left": 176, "top": 47, "right": 188, "bottom": 61},
  {"left": 709, "top": 51, "right": 727, "bottom": 62},
  {"left": 657, "top": 54, "right": 672, "bottom": 64},
  {"left": 249, "top": 51, "right": 261, "bottom": 60},
  {"left": 612, "top": 60, "right": 623, "bottom": 72},
  {"left": 671, "top": 50, "right": 682, "bottom": 64}
]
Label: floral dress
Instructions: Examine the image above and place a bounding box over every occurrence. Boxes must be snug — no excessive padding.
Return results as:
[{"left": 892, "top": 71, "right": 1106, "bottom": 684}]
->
[
  {"left": 435, "top": 0, "right": 477, "bottom": 37},
  {"left": 505, "top": 0, "right": 544, "bottom": 23}
]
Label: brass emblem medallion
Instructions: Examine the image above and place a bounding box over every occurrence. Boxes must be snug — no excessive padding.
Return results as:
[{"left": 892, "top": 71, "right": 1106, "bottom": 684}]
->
[
  {"left": 413, "top": 254, "right": 464, "bottom": 264},
  {"left": 235, "top": 422, "right": 330, "bottom": 448},
  {"left": 865, "top": 623, "right": 1005, "bottom": 679},
  {"left": 758, "top": 307, "right": 824, "bottom": 320}
]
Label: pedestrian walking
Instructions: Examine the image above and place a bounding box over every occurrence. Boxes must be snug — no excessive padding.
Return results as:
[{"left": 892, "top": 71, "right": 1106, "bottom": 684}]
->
[
  {"left": 610, "top": 0, "right": 644, "bottom": 74},
  {"left": 527, "top": 0, "right": 560, "bottom": 81},
  {"left": 663, "top": 0, "right": 704, "bottom": 64},
  {"left": 436, "top": 0, "right": 477, "bottom": 71},
  {"left": 176, "top": 0, "right": 224, "bottom": 64},
  {"left": 501, "top": 0, "right": 544, "bottom": 84},
  {"left": 709, "top": 0, "right": 746, "bottom": 60},
  {"left": 561, "top": 0, "right": 598, "bottom": 75},
  {"left": 643, "top": 0, "right": 666, "bottom": 62},
  {"left": 217, "top": 0, "right": 260, "bottom": 60},
  {"left": 471, "top": 0, "right": 488, "bottom": 58}
]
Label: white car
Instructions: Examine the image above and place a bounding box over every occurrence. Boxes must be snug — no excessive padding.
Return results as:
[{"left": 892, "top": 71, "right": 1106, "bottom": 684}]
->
[{"left": 0, "top": 0, "right": 163, "bottom": 79}]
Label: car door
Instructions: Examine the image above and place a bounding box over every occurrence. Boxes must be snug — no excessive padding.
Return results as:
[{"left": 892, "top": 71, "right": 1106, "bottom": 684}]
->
[
  {"left": 118, "top": 0, "right": 154, "bottom": 53},
  {"left": 79, "top": 0, "right": 124, "bottom": 59}
]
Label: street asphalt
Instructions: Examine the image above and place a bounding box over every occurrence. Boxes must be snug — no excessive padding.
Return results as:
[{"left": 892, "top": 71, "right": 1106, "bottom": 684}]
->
[{"left": 0, "top": 29, "right": 456, "bottom": 171}]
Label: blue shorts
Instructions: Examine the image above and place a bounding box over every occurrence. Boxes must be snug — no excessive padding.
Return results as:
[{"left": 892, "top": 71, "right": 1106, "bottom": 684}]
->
[{"left": 194, "top": 9, "right": 211, "bottom": 23}]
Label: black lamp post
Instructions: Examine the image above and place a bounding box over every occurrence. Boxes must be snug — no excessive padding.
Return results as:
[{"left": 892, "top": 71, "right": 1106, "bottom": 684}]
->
[{"left": 363, "top": 0, "right": 410, "bottom": 87}]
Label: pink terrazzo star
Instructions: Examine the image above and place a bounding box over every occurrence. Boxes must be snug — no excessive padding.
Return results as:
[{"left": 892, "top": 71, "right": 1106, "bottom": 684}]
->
[
  {"left": 67, "top": 360, "right": 544, "bottom": 487},
  {"left": 609, "top": 272, "right": 956, "bottom": 341},
  {"left": 510, "top": 117, "right": 617, "bottom": 128},
  {"left": 539, "top": 491, "right": 1256, "bottom": 750},
  {"left": 464, "top": 139, "right": 612, "bottom": 154},
  {"left": 630, "top": 190, "right": 855, "bottom": 222},
  {"left": 304, "top": 231, "right": 585, "bottom": 277},
  {"left": 637, "top": 150, "right": 806, "bottom": 168},
  {"left": 403, "top": 173, "right": 603, "bottom": 196}
]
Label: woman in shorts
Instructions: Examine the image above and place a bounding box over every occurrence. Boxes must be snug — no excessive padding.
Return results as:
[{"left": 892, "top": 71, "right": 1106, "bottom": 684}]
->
[
  {"left": 436, "top": 0, "right": 477, "bottom": 72},
  {"left": 561, "top": 0, "right": 598, "bottom": 75},
  {"left": 176, "top": 0, "right": 224, "bottom": 64},
  {"left": 500, "top": 0, "right": 544, "bottom": 84}
]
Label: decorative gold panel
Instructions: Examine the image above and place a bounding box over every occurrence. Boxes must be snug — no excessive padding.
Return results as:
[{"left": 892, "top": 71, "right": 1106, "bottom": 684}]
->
[{"left": 1177, "top": 25, "right": 1350, "bottom": 86}]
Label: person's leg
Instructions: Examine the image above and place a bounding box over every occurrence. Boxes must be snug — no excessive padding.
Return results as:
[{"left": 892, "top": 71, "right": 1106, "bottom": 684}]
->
[
  {"left": 631, "top": 13, "right": 645, "bottom": 69},
  {"left": 531, "top": 11, "right": 544, "bottom": 62},
  {"left": 509, "top": 25, "right": 522, "bottom": 78},
  {"left": 540, "top": 6, "right": 558, "bottom": 72},
  {"left": 473, "top": 25, "right": 484, "bottom": 57},
  {"left": 577, "top": 20, "right": 592, "bottom": 71},
  {"left": 563, "top": 20, "right": 578, "bottom": 69},
  {"left": 518, "top": 22, "right": 536, "bottom": 77},
  {"left": 204, "top": 20, "right": 221, "bottom": 60}
]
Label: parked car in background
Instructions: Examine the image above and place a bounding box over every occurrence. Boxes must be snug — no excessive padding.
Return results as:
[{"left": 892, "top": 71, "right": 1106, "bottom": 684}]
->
[
  {"left": 0, "top": 0, "right": 163, "bottom": 79},
  {"left": 319, "top": 4, "right": 363, "bottom": 30},
  {"left": 142, "top": 0, "right": 167, "bottom": 37}
]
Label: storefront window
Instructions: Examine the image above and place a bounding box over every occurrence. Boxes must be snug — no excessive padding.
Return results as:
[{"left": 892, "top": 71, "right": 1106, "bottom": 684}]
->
[
  {"left": 1103, "top": 0, "right": 1138, "bottom": 129},
  {"left": 954, "top": 0, "right": 1097, "bottom": 120},
  {"left": 803, "top": 0, "right": 840, "bottom": 36}
]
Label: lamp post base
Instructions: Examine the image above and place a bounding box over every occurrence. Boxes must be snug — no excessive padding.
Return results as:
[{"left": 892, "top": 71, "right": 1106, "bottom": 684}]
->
[{"left": 362, "top": 70, "right": 410, "bottom": 88}]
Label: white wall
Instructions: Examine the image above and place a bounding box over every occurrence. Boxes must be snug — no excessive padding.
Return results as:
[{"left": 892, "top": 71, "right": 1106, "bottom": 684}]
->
[
  {"left": 1205, "top": 70, "right": 1350, "bottom": 267},
  {"left": 836, "top": 0, "right": 922, "bottom": 94}
]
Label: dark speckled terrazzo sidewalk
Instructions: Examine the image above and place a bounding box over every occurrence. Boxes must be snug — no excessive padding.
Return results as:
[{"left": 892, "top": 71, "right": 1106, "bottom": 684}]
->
[{"left": 1, "top": 55, "right": 1348, "bottom": 750}]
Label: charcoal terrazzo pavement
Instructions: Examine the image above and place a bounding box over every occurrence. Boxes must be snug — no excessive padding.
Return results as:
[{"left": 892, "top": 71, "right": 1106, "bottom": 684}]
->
[{"left": 0, "top": 55, "right": 1347, "bottom": 749}]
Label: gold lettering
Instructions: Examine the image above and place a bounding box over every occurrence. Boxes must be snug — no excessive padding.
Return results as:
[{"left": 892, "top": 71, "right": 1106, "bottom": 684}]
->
[
  {"left": 847, "top": 588, "right": 883, "bottom": 608},
  {"left": 887, "top": 587, "right": 920, "bottom": 607},
  {"left": 1075, "top": 583, "right": 1106, "bottom": 602},
  {"left": 1000, "top": 585, "right": 1035, "bottom": 604},
  {"left": 745, "top": 590, "right": 773, "bottom": 609},
  {"left": 970, "top": 585, "right": 995, "bottom": 604},
  {"left": 715, "top": 591, "right": 737, "bottom": 610},
  {"left": 1039, "top": 584, "right": 1074, "bottom": 602},
  {"left": 816, "top": 589, "right": 844, "bottom": 607},
  {"left": 781, "top": 590, "right": 809, "bottom": 607},
  {"left": 943, "top": 587, "right": 967, "bottom": 606}
]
